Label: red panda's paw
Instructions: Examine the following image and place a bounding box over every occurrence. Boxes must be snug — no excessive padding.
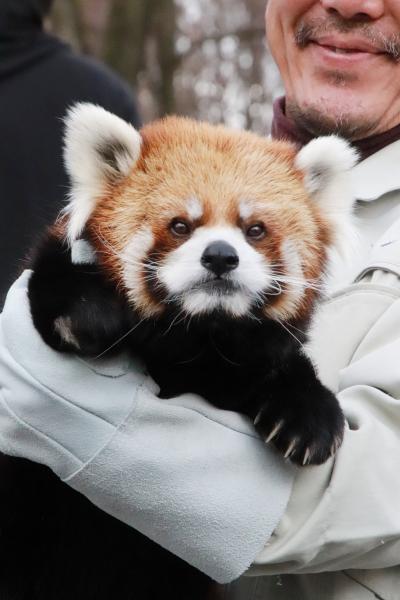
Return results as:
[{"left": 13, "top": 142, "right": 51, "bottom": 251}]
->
[
  {"left": 28, "top": 233, "right": 134, "bottom": 357},
  {"left": 254, "top": 383, "right": 345, "bottom": 466}
]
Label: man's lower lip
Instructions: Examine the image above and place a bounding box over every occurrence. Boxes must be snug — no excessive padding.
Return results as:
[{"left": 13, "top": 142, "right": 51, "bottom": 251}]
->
[{"left": 309, "top": 41, "right": 381, "bottom": 65}]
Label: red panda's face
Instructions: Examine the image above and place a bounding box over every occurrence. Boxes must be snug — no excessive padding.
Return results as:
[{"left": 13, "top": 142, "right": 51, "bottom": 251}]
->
[
  {"left": 63, "top": 105, "right": 358, "bottom": 324},
  {"left": 122, "top": 206, "right": 306, "bottom": 320},
  {"left": 112, "top": 184, "right": 324, "bottom": 322}
]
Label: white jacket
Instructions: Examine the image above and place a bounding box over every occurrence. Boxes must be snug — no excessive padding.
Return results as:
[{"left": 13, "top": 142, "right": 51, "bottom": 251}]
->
[{"left": 227, "top": 140, "right": 400, "bottom": 599}]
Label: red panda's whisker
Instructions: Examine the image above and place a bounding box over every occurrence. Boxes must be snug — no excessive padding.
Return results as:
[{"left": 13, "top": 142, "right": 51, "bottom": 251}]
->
[
  {"left": 246, "top": 312, "right": 263, "bottom": 324},
  {"left": 268, "top": 261, "right": 286, "bottom": 271},
  {"left": 142, "top": 269, "right": 159, "bottom": 278},
  {"left": 269, "top": 268, "right": 321, "bottom": 285},
  {"left": 142, "top": 275, "right": 160, "bottom": 284},
  {"left": 93, "top": 231, "right": 159, "bottom": 274},
  {"left": 165, "top": 292, "right": 186, "bottom": 304},
  {"left": 94, "top": 230, "right": 124, "bottom": 259},
  {"left": 185, "top": 312, "right": 195, "bottom": 332},
  {"left": 284, "top": 321, "right": 307, "bottom": 335},
  {"left": 208, "top": 333, "right": 242, "bottom": 367},
  {"left": 271, "top": 274, "right": 324, "bottom": 292},
  {"left": 272, "top": 273, "right": 321, "bottom": 285},
  {"left": 162, "top": 309, "right": 189, "bottom": 336},
  {"left": 274, "top": 317, "right": 304, "bottom": 349},
  {"left": 272, "top": 279, "right": 319, "bottom": 291},
  {"left": 268, "top": 281, "right": 283, "bottom": 295},
  {"left": 93, "top": 317, "right": 147, "bottom": 360}
]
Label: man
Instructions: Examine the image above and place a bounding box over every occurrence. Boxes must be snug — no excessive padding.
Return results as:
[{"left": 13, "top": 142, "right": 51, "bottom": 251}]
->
[
  {"left": 269, "top": 0, "right": 400, "bottom": 141},
  {"left": 226, "top": 0, "right": 400, "bottom": 597},
  {"left": 1, "top": 0, "right": 400, "bottom": 599},
  {"left": 0, "top": 0, "right": 140, "bottom": 305}
]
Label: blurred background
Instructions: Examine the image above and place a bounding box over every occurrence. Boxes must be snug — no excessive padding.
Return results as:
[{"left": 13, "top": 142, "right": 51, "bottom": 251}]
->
[
  {"left": 0, "top": 0, "right": 283, "bottom": 302},
  {"left": 48, "top": 0, "right": 282, "bottom": 133}
]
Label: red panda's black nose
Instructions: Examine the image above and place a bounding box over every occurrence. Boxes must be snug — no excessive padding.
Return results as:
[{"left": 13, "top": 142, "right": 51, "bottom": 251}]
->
[{"left": 201, "top": 241, "right": 239, "bottom": 277}]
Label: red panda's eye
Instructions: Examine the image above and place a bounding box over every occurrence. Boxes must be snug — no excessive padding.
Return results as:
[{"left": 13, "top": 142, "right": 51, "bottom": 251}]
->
[
  {"left": 246, "top": 223, "right": 266, "bottom": 240},
  {"left": 170, "top": 219, "right": 191, "bottom": 237}
]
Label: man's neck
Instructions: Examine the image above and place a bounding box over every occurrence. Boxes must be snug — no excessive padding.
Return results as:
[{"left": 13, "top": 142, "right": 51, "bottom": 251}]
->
[{"left": 271, "top": 97, "right": 400, "bottom": 161}]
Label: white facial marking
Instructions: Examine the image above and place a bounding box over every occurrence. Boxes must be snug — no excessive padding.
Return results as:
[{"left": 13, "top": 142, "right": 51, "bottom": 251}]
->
[
  {"left": 159, "top": 225, "right": 272, "bottom": 317},
  {"left": 71, "top": 239, "right": 97, "bottom": 265},
  {"left": 296, "top": 136, "right": 359, "bottom": 292},
  {"left": 122, "top": 227, "right": 156, "bottom": 309},
  {"left": 54, "top": 316, "right": 80, "bottom": 349},
  {"left": 64, "top": 103, "right": 142, "bottom": 243},
  {"left": 266, "top": 238, "right": 306, "bottom": 320},
  {"left": 238, "top": 200, "right": 254, "bottom": 221},
  {"left": 281, "top": 238, "right": 306, "bottom": 295},
  {"left": 186, "top": 197, "right": 203, "bottom": 221}
]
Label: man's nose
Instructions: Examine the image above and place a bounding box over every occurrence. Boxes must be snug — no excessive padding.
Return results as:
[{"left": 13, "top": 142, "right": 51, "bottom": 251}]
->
[
  {"left": 201, "top": 241, "right": 239, "bottom": 277},
  {"left": 320, "top": 0, "right": 385, "bottom": 20}
]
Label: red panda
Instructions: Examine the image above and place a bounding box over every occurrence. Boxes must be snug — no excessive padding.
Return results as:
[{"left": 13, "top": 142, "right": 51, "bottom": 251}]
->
[
  {"left": 30, "top": 103, "right": 357, "bottom": 465},
  {"left": 64, "top": 105, "right": 353, "bottom": 326},
  {"left": 23, "top": 104, "right": 356, "bottom": 599}
]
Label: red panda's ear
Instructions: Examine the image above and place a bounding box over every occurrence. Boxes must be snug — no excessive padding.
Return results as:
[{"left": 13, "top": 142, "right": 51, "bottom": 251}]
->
[
  {"left": 295, "top": 136, "right": 358, "bottom": 212},
  {"left": 63, "top": 103, "right": 142, "bottom": 243},
  {"left": 296, "top": 136, "right": 359, "bottom": 270}
]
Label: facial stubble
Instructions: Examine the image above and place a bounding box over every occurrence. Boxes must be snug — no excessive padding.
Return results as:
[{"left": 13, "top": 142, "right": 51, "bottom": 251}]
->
[{"left": 287, "top": 15, "right": 400, "bottom": 140}]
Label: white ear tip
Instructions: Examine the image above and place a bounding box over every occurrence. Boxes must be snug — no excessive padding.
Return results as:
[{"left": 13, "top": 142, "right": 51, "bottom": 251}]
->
[
  {"left": 64, "top": 101, "right": 122, "bottom": 128},
  {"left": 63, "top": 102, "right": 142, "bottom": 244},
  {"left": 63, "top": 102, "right": 142, "bottom": 169},
  {"left": 295, "top": 135, "right": 359, "bottom": 195},
  {"left": 314, "top": 135, "right": 358, "bottom": 169},
  {"left": 296, "top": 135, "right": 359, "bottom": 174},
  {"left": 64, "top": 102, "right": 106, "bottom": 145},
  {"left": 64, "top": 101, "right": 100, "bottom": 125}
]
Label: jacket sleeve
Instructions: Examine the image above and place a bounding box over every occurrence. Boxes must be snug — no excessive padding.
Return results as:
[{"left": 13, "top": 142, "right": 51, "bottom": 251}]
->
[
  {"left": 250, "top": 269, "right": 400, "bottom": 575},
  {"left": 0, "top": 271, "right": 294, "bottom": 585}
]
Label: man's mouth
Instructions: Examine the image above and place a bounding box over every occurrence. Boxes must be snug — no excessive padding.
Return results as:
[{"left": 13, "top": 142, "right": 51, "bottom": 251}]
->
[
  {"left": 325, "top": 47, "right": 353, "bottom": 54},
  {"left": 305, "top": 36, "right": 388, "bottom": 67},
  {"left": 319, "top": 45, "right": 372, "bottom": 55},
  {"left": 311, "top": 35, "right": 382, "bottom": 55},
  {"left": 308, "top": 34, "right": 387, "bottom": 59},
  {"left": 295, "top": 16, "right": 400, "bottom": 62}
]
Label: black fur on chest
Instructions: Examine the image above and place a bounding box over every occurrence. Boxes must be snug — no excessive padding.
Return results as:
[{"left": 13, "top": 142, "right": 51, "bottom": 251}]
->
[{"left": 126, "top": 310, "right": 305, "bottom": 416}]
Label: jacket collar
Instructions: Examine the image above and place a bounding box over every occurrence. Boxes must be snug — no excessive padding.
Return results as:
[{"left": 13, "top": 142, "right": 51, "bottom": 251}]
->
[{"left": 351, "top": 139, "right": 400, "bottom": 201}]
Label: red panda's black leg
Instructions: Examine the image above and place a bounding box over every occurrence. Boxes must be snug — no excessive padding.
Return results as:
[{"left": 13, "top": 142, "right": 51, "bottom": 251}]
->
[
  {"left": 253, "top": 352, "right": 345, "bottom": 466},
  {"left": 28, "top": 233, "right": 134, "bottom": 357}
]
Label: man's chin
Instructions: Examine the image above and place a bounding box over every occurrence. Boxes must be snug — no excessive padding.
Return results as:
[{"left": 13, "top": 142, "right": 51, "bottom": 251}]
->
[{"left": 286, "top": 96, "right": 380, "bottom": 140}]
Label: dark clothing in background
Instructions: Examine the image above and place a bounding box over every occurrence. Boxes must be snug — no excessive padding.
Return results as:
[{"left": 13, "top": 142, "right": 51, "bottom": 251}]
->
[{"left": 0, "top": 1, "right": 141, "bottom": 305}]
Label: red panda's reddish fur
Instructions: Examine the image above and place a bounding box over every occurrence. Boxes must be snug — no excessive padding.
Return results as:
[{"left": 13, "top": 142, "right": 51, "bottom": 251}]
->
[{"left": 77, "top": 117, "right": 332, "bottom": 322}]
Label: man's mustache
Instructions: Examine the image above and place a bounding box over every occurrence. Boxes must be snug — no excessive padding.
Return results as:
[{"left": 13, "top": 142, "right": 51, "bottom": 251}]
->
[{"left": 295, "top": 16, "right": 400, "bottom": 62}]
